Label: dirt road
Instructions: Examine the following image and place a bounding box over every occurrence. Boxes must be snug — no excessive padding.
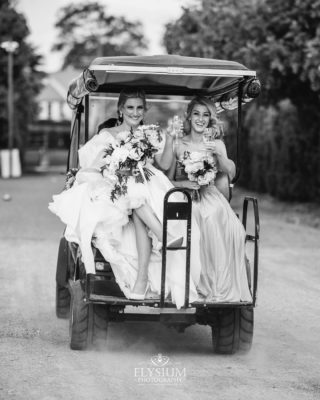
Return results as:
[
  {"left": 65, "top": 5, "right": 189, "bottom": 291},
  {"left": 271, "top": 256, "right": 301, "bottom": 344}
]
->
[{"left": 0, "top": 174, "right": 319, "bottom": 400}]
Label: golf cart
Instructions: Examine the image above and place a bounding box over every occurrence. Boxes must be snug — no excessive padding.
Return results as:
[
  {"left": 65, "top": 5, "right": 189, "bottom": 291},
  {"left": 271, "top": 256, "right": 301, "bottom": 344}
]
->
[{"left": 55, "top": 55, "right": 261, "bottom": 353}]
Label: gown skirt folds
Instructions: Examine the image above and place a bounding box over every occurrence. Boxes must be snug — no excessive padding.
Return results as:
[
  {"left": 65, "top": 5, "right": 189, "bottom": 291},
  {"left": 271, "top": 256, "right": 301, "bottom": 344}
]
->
[
  {"left": 49, "top": 130, "right": 200, "bottom": 309},
  {"left": 192, "top": 184, "right": 252, "bottom": 302}
]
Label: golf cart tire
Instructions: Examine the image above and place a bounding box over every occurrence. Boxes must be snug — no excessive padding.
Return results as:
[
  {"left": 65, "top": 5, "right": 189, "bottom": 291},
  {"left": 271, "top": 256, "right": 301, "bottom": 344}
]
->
[
  {"left": 56, "top": 237, "right": 69, "bottom": 287},
  {"left": 91, "top": 304, "right": 109, "bottom": 345},
  {"left": 69, "top": 280, "right": 88, "bottom": 350},
  {"left": 69, "top": 281, "right": 108, "bottom": 350},
  {"left": 56, "top": 283, "right": 71, "bottom": 319},
  {"left": 211, "top": 307, "right": 254, "bottom": 354}
]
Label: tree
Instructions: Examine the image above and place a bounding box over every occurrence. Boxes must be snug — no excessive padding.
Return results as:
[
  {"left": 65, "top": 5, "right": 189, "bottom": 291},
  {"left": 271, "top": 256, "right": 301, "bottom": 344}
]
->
[
  {"left": 0, "top": 0, "right": 43, "bottom": 152},
  {"left": 164, "top": 0, "right": 320, "bottom": 105},
  {"left": 53, "top": 2, "right": 148, "bottom": 69},
  {"left": 163, "top": 0, "right": 320, "bottom": 201}
]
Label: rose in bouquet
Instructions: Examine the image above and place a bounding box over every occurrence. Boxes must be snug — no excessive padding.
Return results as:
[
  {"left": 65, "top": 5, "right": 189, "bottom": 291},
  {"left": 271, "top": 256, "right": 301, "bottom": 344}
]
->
[
  {"left": 101, "top": 125, "right": 163, "bottom": 201},
  {"left": 182, "top": 151, "right": 217, "bottom": 185}
]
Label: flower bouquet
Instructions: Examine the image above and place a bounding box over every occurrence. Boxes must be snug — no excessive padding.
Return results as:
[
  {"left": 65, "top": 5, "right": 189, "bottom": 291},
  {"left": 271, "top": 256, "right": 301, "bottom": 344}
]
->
[
  {"left": 65, "top": 168, "right": 79, "bottom": 190},
  {"left": 101, "top": 125, "right": 163, "bottom": 201},
  {"left": 181, "top": 151, "right": 218, "bottom": 200}
]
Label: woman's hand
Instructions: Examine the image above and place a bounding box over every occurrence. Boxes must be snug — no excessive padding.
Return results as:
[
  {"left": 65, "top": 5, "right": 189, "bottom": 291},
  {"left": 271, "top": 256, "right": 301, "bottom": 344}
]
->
[
  {"left": 166, "top": 116, "right": 183, "bottom": 139},
  {"left": 205, "top": 139, "right": 236, "bottom": 180},
  {"left": 203, "top": 139, "right": 223, "bottom": 156}
]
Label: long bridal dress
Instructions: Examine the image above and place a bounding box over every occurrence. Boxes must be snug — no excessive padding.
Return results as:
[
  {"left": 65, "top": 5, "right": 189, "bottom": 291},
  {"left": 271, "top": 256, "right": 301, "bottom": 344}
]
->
[{"left": 49, "top": 130, "right": 200, "bottom": 308}]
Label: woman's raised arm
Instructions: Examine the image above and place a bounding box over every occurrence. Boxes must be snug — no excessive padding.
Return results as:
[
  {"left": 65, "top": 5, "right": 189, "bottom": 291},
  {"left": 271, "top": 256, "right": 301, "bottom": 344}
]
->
[
  {"left": 154, "top": 134, "right": 174, "bottom": 170},
  {"left": 204, "top": 139, "right": 236, "bottom": 180}
]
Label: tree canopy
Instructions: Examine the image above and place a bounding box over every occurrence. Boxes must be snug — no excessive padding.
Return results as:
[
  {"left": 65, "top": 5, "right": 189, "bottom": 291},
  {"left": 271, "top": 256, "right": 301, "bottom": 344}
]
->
[
  {"left": 164, "top": 0, "right": 320, "bottom": 108},
  {"left": 164, "top": 0, "right": 320, "bottom": 201},
  {"left": 53, "top": 1, "right": 148, "bottom": 69},
  {"left": 0, "top": 0, "right": 43, "bottom": 150}
]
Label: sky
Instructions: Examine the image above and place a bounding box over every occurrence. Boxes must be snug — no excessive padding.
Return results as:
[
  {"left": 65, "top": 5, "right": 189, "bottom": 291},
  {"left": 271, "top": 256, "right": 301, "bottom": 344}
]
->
[{"left": 16, "top": 0, "right": 194, "bottom": 72}]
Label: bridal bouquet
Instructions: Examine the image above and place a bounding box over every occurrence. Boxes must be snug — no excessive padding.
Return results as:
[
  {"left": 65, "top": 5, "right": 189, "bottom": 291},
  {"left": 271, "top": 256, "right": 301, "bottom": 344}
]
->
[
  {"left": 101, "top": 125, "right": 163, "bottom": 201},
  {"left": 65, "top": 168, "right": 79, "bottom": 190},
  {"left": 182, "top": 150, "right": 217, "bottom": 189}
]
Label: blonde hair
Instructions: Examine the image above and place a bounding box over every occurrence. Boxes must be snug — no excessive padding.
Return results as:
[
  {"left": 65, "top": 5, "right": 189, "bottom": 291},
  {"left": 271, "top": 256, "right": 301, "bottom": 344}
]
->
[{"left": 184, "top": 96, "right": 221, "bottom": 136}]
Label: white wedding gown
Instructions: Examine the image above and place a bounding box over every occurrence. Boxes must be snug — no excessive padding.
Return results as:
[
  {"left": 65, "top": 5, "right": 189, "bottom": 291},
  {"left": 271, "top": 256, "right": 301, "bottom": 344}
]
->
[{"left": 49, "top": 130, "right": 200, "bottom": 308}]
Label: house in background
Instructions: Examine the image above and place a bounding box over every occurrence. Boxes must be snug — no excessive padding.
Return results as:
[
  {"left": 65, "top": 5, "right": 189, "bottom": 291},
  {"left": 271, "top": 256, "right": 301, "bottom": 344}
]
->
[
  {"left": 37, "top": 67, "right": 80, "bottom": 121},
  {"left": 25, "top": 66, "right": 82, "bottom": 171}
]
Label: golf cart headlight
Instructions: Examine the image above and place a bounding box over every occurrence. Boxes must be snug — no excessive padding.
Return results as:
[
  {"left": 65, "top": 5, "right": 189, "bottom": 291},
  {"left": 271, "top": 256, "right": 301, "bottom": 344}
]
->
[
  {"left": 95, "top": 262, "right": 105, "bottom": 271},
  {"left": 245, "top": 78, "right": 261, "bottom": 98}
]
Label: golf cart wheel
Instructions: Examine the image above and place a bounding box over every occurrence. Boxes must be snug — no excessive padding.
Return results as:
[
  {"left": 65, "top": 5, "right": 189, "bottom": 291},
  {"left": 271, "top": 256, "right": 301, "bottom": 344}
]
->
[
  {"left": 211, "top": 307, "right": 254, "bottom": 354},
  {"left": 69, "top": 280, "right": 89, "bottom": 350},
  {"left": 56, "top": 283, "right": 71, "bottom": 319},
  {"left": 91, "top": 304, "right": 109, "bottom": 344},
  {"left": 69, "top": 281, "right": 109, "bottom": 350}
]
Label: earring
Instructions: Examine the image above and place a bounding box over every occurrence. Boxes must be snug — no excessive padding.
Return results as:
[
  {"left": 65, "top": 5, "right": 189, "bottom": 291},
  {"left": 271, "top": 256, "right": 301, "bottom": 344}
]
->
[{"left": 119, "top": 112, "right": 123, "bottom": 118}]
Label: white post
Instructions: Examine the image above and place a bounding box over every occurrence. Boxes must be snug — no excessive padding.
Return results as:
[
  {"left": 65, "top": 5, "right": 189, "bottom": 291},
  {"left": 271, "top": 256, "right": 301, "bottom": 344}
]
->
[{"left": 0, "top": 40, "right": 20, "bottom": 178}]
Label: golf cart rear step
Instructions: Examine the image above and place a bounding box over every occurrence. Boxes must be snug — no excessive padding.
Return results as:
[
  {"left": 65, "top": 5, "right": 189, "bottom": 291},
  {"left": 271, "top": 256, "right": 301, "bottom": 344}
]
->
[{"left": 88, "top": 293, "right": 252, "bottom": 308}]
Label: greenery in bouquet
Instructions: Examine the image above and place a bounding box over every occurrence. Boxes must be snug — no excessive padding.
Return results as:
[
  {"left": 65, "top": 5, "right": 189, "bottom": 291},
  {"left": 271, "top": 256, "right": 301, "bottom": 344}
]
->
[{"left": 101, "top": 125, "right": 163, "bottom": 201}]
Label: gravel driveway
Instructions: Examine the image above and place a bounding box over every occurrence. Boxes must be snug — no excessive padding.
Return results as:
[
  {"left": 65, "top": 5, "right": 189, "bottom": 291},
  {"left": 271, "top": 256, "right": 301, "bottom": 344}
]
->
[{"left": 0, "top": 174, "right": 319, "bottom": 400}]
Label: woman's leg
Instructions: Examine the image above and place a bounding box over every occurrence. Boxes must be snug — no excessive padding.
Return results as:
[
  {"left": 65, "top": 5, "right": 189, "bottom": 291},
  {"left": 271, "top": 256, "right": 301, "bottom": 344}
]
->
[
  {"left": 134, "top": 203, "right": 182, "bottom": 245},
  {"left": 131, "top": 210, "right": 152, "bottom": 295},
  {"left": 134, "top": 204, "right": 163, "bottom": 241}
]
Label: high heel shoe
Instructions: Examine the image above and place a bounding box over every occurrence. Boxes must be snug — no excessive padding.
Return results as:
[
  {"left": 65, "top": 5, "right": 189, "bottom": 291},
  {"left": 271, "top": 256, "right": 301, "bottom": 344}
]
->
[
  {"left": 152, "top": 236, "right": 184, "bottom": 252},
  {"left": 167, "top": 236, "right": 184, "bottom": 248},
  {"left": 129, "top": 284, "right": 149, "bottom": 300}
]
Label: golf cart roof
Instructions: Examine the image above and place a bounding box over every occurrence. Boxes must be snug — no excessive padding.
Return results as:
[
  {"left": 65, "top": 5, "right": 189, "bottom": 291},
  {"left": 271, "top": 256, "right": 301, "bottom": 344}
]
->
[{"left": 67, "top": 55, "right": 260, "bottom": 110}]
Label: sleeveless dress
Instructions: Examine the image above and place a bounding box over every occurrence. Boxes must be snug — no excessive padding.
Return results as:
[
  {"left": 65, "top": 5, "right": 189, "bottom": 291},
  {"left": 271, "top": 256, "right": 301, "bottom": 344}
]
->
[
  {"left": 175, "top": 144, "right": 252, "bottom": 302},
  {"left": 49, "top": 130, "right": 200, "bottom": 308},
  {"left": 193, "top": 184, "right": 252, "bottom": 302}
]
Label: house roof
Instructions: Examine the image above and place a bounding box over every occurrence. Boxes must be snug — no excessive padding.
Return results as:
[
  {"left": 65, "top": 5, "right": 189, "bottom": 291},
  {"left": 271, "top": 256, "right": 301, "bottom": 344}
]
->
[{"left": 38, "top": 66, "right": 82, "bottom": 102}]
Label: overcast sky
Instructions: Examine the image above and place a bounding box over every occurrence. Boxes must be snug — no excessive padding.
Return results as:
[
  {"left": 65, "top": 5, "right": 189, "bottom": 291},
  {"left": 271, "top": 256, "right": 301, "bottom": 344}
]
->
[{"left": 16, "top": 0, "right": 194, "bottom": 72}]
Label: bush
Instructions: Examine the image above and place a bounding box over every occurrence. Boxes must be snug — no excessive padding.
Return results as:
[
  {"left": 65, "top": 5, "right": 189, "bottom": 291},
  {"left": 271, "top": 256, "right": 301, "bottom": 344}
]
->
[{"left": 234, "top": 100, "right": 320, "bottom": 202}]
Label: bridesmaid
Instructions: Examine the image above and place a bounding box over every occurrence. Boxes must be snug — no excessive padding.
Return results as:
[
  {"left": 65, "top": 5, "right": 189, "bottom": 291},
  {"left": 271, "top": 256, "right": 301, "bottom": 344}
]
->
[{"left": 168, "top": 96, "right": 252, "bottom": 302}]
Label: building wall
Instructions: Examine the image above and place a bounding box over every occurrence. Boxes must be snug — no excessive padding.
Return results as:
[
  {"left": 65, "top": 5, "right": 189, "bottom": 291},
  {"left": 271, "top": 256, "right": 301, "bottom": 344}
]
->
[{"left": 38, "top": 100, "right": 71, "bottom": 121}]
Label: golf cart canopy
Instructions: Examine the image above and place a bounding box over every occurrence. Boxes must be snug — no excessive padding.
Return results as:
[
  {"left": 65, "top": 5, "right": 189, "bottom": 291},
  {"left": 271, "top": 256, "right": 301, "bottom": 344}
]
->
[{"left": 67, "top": 55, "right": 261, "bottom": 111}]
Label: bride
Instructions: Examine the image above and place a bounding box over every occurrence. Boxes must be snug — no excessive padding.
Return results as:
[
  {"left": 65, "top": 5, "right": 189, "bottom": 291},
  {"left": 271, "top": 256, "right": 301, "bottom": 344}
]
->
[{"left": 49, "top": 89, "right": 200, "bottom": 308}]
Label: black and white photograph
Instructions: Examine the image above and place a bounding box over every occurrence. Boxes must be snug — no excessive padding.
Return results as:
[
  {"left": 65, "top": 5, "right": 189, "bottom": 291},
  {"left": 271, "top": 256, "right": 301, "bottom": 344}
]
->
[{"left": 0, "top": 0, "right": 319, "bottom": 399}]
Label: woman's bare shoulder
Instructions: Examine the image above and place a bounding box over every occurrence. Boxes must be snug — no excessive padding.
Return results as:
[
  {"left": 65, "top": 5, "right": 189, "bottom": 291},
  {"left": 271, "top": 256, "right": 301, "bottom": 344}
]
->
[
  {"left": 100, "top": 126, "right": 122, "bottom": 139},
  {"left": 104, "top": 126, "right": 118, "bottom": 134},
  {"left": 215, "top": 138, "right": 227, "bottom": 149},
  {"left": 87, "top": 129, "right": 114, "bottom": 145}
]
